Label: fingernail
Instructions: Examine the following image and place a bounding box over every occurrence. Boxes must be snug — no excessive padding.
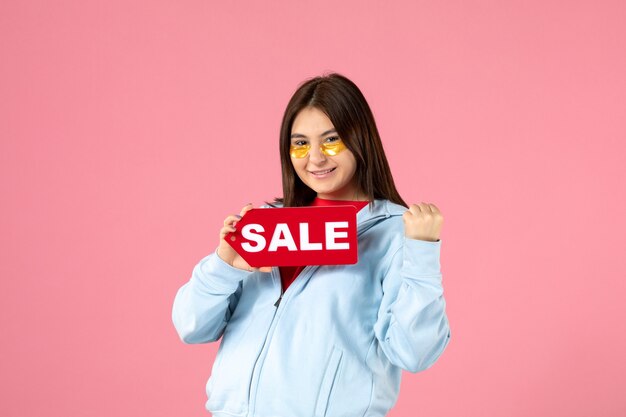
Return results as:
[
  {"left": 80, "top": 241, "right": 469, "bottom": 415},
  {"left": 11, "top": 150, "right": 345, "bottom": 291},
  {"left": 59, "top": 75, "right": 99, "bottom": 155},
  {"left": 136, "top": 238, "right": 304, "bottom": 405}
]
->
[{"left": 236, "top": 215, "right": 242, "bottom": 218}]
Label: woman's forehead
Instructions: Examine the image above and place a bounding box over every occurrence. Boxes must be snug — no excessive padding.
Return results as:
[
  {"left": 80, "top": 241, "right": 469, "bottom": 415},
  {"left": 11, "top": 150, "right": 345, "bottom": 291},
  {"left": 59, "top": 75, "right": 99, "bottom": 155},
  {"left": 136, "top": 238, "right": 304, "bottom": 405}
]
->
[{"left": 291, "top": 108, "right": 336, "bottom": 138}]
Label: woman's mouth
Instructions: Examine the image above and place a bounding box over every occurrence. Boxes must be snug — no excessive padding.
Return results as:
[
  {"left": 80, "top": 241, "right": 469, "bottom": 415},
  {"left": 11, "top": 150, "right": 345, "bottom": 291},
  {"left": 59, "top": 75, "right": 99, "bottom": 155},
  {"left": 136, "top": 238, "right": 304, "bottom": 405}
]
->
[{"left": 309, "top": 167, "right": 336, "bottom": 179}]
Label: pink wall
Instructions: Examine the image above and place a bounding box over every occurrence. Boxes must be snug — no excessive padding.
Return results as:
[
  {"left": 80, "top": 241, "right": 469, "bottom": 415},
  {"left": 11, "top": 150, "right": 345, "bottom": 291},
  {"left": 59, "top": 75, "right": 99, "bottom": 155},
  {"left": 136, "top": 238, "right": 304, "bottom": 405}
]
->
[{"left": 1, "top": 1, "right": 625, "bottom": 416}]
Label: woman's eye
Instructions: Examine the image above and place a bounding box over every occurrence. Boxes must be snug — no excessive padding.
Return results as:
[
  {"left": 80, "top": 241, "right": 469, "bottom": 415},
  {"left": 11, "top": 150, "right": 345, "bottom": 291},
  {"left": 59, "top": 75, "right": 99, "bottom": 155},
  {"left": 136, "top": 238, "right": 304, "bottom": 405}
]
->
[
  {"left": 293, "top": 140, "right": 307, "bottom": 147},
  {"left": 325, "top": 136, "right": 340, "bottom": 143}
]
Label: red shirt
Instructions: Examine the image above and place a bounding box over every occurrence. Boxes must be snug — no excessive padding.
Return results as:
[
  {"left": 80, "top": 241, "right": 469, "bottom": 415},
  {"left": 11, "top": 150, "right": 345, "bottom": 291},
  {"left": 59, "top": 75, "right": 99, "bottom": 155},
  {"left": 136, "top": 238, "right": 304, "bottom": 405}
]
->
[{"left": 278, "top": 197, "right": 370, "bottom": 292}]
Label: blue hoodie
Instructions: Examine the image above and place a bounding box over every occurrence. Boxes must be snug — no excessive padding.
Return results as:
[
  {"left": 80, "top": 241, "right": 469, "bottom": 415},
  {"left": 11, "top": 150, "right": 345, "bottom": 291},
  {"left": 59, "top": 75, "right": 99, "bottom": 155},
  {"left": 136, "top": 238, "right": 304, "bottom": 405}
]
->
[{"left": 172, "top": 199, "right": 451, "bottom": 417}]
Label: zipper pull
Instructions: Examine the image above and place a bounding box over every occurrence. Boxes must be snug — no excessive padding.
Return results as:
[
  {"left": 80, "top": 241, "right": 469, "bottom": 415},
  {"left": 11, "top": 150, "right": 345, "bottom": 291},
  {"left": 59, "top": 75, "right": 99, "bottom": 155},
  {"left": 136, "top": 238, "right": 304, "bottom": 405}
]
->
[{"left": 274, "top": 293, "right": 283, "bottom": 308}]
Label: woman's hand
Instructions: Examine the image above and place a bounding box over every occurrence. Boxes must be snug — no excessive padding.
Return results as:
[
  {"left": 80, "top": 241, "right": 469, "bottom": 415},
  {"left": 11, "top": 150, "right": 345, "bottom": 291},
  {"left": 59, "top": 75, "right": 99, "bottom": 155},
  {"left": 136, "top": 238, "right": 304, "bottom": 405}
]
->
[
  {"left": 403, "top": 202, "right": 443, "bottom": 242},
  {"left": 217, "top": 204, "right": 272, "bottom": 273}
]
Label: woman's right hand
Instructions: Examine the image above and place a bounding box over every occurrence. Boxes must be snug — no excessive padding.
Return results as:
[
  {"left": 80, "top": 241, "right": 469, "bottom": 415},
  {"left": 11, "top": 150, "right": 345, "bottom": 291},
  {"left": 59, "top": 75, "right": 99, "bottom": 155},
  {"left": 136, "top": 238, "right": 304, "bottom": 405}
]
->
[{"left": 217, "top": 204, "right": 272, "bottom": 273}]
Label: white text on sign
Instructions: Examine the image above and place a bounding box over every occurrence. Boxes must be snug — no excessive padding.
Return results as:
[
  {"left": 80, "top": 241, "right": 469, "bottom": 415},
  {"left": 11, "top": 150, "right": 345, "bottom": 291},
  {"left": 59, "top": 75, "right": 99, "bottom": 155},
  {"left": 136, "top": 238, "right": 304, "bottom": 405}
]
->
[{"left": 240, "top": 222, "right": 350, "bottom": 252}]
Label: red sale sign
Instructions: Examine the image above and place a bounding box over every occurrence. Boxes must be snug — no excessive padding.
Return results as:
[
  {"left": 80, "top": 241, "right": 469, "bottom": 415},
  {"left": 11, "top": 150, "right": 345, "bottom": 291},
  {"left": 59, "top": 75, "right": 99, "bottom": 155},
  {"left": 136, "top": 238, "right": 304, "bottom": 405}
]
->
[{"left": 225, "top": 206, "right": 358, "bottom": 267}]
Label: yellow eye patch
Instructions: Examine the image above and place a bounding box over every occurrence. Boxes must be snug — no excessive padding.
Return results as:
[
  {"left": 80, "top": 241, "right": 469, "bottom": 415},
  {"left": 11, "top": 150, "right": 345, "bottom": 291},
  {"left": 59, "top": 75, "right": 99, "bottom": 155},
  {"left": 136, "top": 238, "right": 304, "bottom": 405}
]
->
[{"left": 290, "top": 139, "right": 347, "bottom": 158}]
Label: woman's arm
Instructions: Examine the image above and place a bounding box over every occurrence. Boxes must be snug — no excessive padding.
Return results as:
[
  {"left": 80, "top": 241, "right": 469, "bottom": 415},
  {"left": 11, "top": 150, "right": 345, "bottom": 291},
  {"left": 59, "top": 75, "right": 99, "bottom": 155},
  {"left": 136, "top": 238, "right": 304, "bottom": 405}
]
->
[
  {"left": 172, "top": 249, "right": 250, "bottom": 344},
  {"left": 373, "top": 238, "right": 451, "bottom": 373},
  {"left": 173, "top": 204, "right": 268, "bottom": 344}
]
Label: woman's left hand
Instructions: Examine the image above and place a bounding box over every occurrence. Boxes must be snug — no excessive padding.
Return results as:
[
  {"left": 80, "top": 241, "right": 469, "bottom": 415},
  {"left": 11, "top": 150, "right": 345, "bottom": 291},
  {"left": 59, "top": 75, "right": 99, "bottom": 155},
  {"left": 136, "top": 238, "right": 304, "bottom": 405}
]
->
[{"left": 403, "top": 202, "right": 444, "bottom": 242}]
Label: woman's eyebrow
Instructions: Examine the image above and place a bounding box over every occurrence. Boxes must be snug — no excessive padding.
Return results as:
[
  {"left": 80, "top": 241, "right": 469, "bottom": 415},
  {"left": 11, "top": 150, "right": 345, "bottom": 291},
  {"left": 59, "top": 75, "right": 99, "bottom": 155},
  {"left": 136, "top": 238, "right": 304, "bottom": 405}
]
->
[{"left": 290, "top": 129, "right": 337, "bottom": 139}]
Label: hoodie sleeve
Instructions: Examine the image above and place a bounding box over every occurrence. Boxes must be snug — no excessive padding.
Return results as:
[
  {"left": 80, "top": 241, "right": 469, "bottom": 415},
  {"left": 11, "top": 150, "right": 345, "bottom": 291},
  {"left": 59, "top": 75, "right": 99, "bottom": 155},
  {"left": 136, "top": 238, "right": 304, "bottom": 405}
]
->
[
  {"left": 373, "top": 237, "right": 451, "bottom": 373},
  {"left": 172, "top": 248, "right": 251, "bottom": 344}
]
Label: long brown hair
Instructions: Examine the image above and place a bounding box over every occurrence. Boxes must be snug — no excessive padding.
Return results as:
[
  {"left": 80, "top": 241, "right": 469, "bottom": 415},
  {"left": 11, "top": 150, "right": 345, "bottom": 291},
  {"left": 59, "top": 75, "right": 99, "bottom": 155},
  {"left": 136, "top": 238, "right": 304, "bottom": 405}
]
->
[{"left": 272, "top": 72, "right": 407, "bottom": 209}]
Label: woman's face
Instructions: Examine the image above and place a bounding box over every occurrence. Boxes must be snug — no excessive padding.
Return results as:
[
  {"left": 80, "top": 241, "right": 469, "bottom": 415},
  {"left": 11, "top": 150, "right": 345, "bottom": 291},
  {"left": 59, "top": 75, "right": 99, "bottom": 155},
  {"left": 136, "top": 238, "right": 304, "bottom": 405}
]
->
[{"left": 290, "top": 106, "right": 360, "bottom": 200}]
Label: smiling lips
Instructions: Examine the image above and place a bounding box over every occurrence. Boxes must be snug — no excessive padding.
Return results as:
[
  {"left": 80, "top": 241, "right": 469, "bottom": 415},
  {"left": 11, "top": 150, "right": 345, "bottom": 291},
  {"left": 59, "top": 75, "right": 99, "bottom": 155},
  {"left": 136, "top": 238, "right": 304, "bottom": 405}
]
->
[{"left": 309, "top": 167, "right": 336, "bottom": 178}]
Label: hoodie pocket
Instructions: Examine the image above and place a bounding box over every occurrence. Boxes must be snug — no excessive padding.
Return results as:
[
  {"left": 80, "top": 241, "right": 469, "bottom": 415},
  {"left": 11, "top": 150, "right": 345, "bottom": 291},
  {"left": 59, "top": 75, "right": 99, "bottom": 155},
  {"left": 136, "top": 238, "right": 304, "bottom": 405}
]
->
[{"left": 314, "top": 346, "right": 343, "bottom": 417}]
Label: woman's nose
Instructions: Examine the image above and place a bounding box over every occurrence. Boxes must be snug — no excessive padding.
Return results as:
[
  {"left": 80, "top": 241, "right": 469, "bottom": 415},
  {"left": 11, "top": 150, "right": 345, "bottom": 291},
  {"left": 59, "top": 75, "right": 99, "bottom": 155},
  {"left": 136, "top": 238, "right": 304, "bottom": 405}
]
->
[{"left": 308, "top": 144, "right": 327, "bottom": 165}]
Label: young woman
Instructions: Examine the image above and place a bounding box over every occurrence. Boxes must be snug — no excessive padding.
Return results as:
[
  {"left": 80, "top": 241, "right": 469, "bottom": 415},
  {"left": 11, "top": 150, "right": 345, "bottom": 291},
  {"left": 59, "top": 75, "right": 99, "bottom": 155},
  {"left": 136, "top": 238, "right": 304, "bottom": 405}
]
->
[{"left": 172, "top": 73, "right": 451, "bottom": 417}]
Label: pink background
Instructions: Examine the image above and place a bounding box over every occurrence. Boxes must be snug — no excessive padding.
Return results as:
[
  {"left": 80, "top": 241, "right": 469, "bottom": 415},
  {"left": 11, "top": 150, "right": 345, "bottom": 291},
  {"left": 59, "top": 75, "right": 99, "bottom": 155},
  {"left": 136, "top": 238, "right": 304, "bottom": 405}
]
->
[{"left": 1, "top": 1, "right": 625, "bottom": 416}]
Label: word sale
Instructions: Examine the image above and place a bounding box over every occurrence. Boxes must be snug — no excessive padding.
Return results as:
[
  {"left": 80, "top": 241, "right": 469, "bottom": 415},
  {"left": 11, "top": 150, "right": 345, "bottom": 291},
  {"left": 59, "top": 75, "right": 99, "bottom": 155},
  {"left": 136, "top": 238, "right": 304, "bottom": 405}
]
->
[{"left": 240, "top": 222, "right": 350, "bottom": 252}]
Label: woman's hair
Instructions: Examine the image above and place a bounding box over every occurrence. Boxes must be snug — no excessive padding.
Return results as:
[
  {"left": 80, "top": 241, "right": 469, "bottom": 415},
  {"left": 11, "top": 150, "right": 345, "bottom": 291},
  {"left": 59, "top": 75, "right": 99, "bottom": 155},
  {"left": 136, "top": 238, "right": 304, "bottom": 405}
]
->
[{"left": 271, "top": 72, "right": 407, "bottom": 209}]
